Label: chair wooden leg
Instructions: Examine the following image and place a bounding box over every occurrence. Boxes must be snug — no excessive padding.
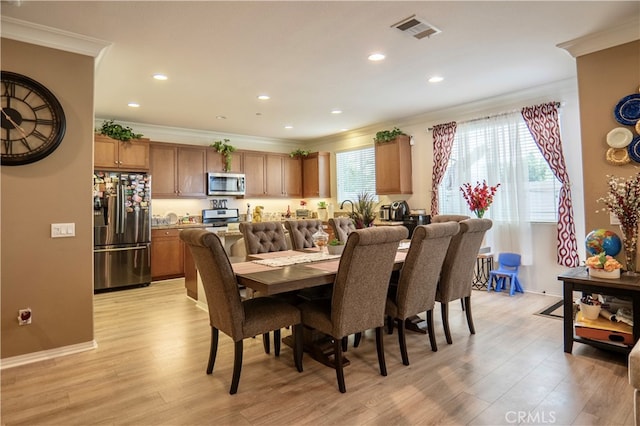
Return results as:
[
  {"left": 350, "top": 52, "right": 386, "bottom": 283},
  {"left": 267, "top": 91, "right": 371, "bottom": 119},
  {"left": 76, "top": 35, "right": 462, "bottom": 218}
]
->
[
  {"left": 460, "top": 298, "right": 465, "bottom": 311},
  {"left": 396, "top": 318, "right": 409, "bottom": 365},
  {"left": 230, "top": 340, "right": 243, "bottom": 395},
  {"left": 293, "top": 324, "right": 303, "bottom": 373},
  {"left": 262, "top": 332, "right": 270, "bottom": 354},
  {"left": 386, "top": 315, "right": 394, "bottom": 334},
  {"left": 441, "top": 302, "right": 453, "bottom": 344},
  {"left": 274, "top": 329, "right": 281, "bottom": 357},
  {"left": 426, "top": 310, "right": 438, "bottom": 352},
  {"left": 464, "top": 296, "right": 476, "bottom": 335},
  {"left": 341, "top": 336, "right": 348, "bottom": 352},
  {"left": 207, "top": 327, "right": 219, "bottom": 374},
  {"left": 353, "top": 332, "right": 362, "bottom": 348},
  {"left": 375, "top": 326, "right": 387, "bottom": 376},
  {"left": 333, "top": 338, "right": 346, "bottom": 393}
]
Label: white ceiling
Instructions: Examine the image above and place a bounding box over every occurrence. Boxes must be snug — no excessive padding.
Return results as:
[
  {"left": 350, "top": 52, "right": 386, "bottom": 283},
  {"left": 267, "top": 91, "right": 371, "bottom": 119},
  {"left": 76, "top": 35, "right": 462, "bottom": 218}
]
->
[{"left": 2, "top": 1, "right": 639, "bottom": 142}]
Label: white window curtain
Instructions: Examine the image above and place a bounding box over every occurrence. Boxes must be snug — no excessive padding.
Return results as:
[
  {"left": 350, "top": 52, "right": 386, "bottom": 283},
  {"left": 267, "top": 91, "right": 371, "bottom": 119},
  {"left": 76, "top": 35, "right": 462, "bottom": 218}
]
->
[{"left": 441, "top": 112, "right": 535, "bottom": 264}]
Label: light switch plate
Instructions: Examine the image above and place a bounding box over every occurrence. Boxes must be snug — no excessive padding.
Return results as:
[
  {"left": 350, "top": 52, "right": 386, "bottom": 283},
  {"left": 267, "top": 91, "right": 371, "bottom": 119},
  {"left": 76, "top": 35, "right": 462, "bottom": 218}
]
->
[{"left": 51, "top": 223, "right": 75, "bottom": 238}]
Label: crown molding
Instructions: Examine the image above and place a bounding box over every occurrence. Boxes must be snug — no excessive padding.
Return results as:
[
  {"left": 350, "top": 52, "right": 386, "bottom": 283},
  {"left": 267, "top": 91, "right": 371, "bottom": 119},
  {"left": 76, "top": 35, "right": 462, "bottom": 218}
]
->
[
  {"left": 557, "top": 17, "right": 640, "bottom": 58},
  {"left": 1, "top": 16, "right": 111, "bottom": 60}
]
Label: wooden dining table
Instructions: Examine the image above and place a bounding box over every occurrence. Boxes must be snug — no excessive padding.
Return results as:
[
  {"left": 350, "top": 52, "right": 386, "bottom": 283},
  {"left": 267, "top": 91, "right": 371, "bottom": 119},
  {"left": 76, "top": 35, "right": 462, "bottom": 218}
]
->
[{"left": 231, "top": 248, "right": 409, "bottom": 368}]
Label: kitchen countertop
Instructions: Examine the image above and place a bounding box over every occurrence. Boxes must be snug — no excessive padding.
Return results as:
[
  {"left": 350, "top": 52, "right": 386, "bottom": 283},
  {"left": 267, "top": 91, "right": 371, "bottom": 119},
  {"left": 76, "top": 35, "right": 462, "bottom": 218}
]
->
[
  {"left": 373, "top": 220, "right": 405, "bottom": 226},
  {"left": 151, "top": 223, "right": 208, "bottom": 230}
]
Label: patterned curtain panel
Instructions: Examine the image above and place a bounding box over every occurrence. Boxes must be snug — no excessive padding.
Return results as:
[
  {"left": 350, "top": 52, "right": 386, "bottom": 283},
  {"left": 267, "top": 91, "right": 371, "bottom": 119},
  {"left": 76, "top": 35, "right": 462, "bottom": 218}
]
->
[
  {"left": 430, "top": 122, "right": 457, "bottom": 216},
  {"left": 521, "top": 102, "right": 579, "bottom": 267}
]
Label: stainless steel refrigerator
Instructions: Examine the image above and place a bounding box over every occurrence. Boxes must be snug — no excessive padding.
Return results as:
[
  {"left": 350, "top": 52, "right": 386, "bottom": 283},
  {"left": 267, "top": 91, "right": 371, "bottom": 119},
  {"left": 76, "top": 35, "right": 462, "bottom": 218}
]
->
[{"left": 93, "top": 171, "right": 151, "bottom": 291}]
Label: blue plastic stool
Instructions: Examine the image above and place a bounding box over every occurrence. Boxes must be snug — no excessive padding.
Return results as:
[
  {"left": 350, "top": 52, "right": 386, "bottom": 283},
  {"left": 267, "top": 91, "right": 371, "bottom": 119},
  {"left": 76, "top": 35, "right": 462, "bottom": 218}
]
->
[{"left": 488, "top": 253, "right": 523, "bottom": 296}]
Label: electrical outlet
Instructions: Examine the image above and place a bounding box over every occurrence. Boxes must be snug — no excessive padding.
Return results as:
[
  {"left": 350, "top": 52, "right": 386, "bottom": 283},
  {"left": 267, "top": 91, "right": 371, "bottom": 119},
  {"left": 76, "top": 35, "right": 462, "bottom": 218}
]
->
[{"left": 18, "top": 308, "right": 32, "bottom": 325}]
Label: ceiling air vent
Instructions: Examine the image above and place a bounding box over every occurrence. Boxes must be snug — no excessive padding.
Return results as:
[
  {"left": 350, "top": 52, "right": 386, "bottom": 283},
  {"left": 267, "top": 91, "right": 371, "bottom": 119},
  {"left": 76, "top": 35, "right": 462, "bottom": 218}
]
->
[{"left": 391, "top": 15, "right": 441, "bottom": 40}]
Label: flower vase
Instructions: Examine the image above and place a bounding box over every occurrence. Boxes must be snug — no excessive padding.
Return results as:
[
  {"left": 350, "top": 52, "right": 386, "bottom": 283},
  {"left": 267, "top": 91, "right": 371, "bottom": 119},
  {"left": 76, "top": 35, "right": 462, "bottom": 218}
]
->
[
  {"left": 620, "top": 224, "right": 638, "bottom": 276},
  {"left": 474, "top": 209, "right": 485, "bottom": 218}
]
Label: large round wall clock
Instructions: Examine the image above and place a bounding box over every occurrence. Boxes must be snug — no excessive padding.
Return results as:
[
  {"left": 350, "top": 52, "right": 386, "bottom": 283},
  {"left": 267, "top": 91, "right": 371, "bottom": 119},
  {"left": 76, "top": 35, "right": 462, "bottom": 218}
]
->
[{"left": 1, "top": 71, "right": 66, "bottom": 166}]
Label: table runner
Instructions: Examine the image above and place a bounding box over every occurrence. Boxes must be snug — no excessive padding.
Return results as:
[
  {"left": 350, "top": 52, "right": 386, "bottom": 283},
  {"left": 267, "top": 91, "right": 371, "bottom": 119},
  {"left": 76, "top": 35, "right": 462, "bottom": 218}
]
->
[{"left": 252, "top": 252, "right": 341, "bottom": 267}]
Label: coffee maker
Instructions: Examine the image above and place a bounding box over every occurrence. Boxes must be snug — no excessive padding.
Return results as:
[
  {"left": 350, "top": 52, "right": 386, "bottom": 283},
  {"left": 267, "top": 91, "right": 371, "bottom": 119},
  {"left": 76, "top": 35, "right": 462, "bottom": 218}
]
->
[{"left": 390, "top": 200, "right": 410, "bottom": 221}]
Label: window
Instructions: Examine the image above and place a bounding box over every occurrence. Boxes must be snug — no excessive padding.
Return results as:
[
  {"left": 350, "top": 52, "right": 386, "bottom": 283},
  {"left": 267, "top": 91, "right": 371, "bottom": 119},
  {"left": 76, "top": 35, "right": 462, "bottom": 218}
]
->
[
  {"left": 335, "top": 146, "right": 377, "bottom": 203},
  {"left": 438, "top": 113, "right": 560, "bottom": 222}
]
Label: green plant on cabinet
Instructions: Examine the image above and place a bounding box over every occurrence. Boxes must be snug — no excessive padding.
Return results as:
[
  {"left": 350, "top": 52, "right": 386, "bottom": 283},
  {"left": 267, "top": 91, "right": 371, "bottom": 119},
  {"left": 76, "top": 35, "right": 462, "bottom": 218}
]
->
[
  {"left": 374, "top": 127, "right": 405, "bottom": 143},
  {"left": 98, "top": 120, "right": 143, "bottom": 142},
  {"left": 210, "top": 138, "right": 236, "bottom": 172}
]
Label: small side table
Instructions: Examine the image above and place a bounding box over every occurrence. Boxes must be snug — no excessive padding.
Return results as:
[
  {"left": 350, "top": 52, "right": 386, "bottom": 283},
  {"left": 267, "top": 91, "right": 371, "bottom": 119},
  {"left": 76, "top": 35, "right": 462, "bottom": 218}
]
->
[{"left": 473, "top": 253, "right": 494, "bottom": 290}]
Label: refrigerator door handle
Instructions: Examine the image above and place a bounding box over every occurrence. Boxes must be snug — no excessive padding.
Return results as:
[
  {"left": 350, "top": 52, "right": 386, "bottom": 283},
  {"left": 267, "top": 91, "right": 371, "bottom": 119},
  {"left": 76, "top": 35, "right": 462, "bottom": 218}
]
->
[
  {"left": 94, "top": 246, "right": 147, "bottom": 253},
  {"left": 119, "top": 182, "right": 126, "bottom": 234}
]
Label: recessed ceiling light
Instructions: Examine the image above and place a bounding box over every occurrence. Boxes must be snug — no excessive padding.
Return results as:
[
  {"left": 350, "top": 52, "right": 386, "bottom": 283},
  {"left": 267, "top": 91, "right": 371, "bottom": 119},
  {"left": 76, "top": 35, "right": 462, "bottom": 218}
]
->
[
  {"left": 216, "top": 115, "right": 227, "bottom": 120},
  {"left": 257, "top": 94, "right": 270, "bottom": 100},
  {"left": 341, "top": 128, "right": 349, "bottom": 132},
  {"left": 368, "top": 53, "right": 385, "bottom": 61},
  {"left": 428, "top": 76, "right": 444, "bottom": 83},
  {"left": 284, "top": 125, "right": 293, "bottom": 129},
  {"left": 153, "top": 74, "right": 168, "bottom": 81},
  {"left": 127, "top": 102, "right": 140, "bottom": 108},
  {"left": 331, "top": 109, "right": 342, "bottom": 114}
]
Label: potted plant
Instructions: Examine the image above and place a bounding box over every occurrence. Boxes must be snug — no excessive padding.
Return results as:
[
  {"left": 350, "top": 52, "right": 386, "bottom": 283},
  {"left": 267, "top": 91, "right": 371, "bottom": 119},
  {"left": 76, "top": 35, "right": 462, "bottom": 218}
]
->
[
  {"left": 327, "top": 238, "right": 345, "bottom": 255},
  {"left": 349, "top": 191, "right": 377, "bottom": 228},
  {"left": 98, "top": 120, "right": 143, "bottom": 142},
  {"left": 290, "top": 148, "right": 310, "bottom": 158},
  {"left": 373, "top": 127, "right": 406, "bottom": 143},
  {"left": 317, "top": 201, "right": 328, "bottom": 221},
  {"left": 585, "top": 252, "right": 623, "bottom": 279},
  {"left": 210, "top": 138, "right": 236, "bottom": 172}
]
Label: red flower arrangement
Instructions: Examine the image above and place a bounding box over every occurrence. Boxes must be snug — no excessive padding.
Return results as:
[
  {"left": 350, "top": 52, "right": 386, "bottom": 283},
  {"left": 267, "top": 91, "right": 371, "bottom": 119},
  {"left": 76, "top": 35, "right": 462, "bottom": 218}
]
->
[{"left": 460, "top": 180, "right": 500, "bottom": 218}]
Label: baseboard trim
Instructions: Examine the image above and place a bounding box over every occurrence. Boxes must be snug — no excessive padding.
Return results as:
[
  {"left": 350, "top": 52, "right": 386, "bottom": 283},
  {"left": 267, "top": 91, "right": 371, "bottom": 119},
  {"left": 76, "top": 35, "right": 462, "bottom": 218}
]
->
[{"left": 0, "top": 340, "right": 97, "bottom": 370}]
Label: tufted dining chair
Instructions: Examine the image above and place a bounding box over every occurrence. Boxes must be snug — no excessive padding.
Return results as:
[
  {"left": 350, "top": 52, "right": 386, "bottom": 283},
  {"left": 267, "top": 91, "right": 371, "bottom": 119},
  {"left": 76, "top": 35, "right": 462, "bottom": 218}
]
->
[
  {"left": 180, "top": 229, "right": 303, "bottom": 395},
  {"left": 385, "top": 222, "right": 460, "bottom": 365},
  {"left": 284, "top": 219, "right": 324, "bottom": 250},
  {"left": 239, "top": 221, "right": 290, "bottom": 254},
  {"left": 239, "top": 221, "right": 292, "bottom": 354},
  {"left": 430, "top": 214, "right": 470, "bottom": 223},
  {"left": 299, "top": 226, "right": 408, "bottom": 393},
  {"left": 436, "top": 218, "right": 493, "bottom": 344},
  {"left": 328, "top": 217, "right": 356, "bottom": 242}
]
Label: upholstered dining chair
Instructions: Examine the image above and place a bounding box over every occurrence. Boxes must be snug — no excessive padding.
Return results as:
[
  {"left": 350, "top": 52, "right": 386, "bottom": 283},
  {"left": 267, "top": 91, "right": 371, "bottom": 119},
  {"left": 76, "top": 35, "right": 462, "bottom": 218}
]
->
[
  {"left": 239, "top": 221, "right": 292, "bottom": 354},
  {"left": 179, "top": 229, "right": 303, "bottom": 395},
  {"left": 239, "top": 221, "right": 289, "bottom": 255},
  {"left": 284, "top": 219, "right": 324, "bottom": 250},
  {"left": 328, "top": 217, "right": 356, "bottom": 243},
  {"left": 431, "top": 214, "right": 470, "bottom": 223},
  {"left": 436, "top": 218, "right": 493, "bottom": 344},
  {"left": 299, "top": 226, "right": 408, "bottom": 393},
  {"left": 385, "top": 222, "right": 460, "bottom": 365}
]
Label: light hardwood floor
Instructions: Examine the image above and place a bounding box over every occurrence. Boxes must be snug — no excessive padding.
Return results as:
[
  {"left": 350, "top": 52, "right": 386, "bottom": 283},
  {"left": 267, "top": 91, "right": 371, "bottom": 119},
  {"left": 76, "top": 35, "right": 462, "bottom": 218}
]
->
[{"left": 1, "top": 279, "right": 633, "bottom": 425}]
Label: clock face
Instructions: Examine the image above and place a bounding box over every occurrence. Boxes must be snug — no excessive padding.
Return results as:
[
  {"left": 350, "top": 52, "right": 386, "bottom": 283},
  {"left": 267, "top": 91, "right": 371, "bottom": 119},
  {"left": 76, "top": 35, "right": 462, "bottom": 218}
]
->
[{"left": 1, "top": 71, "right": 66, "bottom": 166}]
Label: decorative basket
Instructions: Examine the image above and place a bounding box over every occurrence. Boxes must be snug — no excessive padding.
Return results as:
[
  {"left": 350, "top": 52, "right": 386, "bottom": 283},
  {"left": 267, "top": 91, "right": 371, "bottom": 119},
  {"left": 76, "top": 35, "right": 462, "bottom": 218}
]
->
[
  {"left": 327, "top": 244, "right": 344, "bottom": 255},
  {"left": 579, "top": 301, "right": 602, "bottom": 320},
  {"left": 588, "top": 267, "right": 620, "bottom": 279}
]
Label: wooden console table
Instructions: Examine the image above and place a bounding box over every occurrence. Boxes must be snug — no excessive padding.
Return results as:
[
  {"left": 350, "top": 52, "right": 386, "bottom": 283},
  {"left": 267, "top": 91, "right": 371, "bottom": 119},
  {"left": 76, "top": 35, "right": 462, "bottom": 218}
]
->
[{"left": 558, "top": 267, "right": 640, "bottom": 354}]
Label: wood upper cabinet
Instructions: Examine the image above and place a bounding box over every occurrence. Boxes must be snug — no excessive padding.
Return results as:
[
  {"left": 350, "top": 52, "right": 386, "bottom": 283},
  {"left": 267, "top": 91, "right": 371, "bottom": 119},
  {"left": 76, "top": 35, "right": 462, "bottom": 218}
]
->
[
  {"left": 375, "top": 135, "right": 413, "bottom": 195},
  {"left": 283, "top": 156, "right": 302, "bottom": 197},
  {"left": 303, "top": 152, "right": 331, "bottom": 198},
  {"left": 177, "top": 146, "right": 207, "bottom": 197},
  {"left": 206, "top": 148, "right": 243, "bottom": 173},
  {"left": 150, "top": 143, "right": 206, "bottom": 198},
  {"left": 94, "top": 134, "right": 150, "bottom": 171},
  {"left": 243, "top": 151, "right": 267, "bottom": 196}
]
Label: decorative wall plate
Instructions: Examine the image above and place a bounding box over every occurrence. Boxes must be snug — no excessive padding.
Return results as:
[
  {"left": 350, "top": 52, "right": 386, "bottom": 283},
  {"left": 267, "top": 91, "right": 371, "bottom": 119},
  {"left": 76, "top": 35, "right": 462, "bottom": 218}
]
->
[
  {"left": 614, "top": 94, "right": 640, "bottom": 126},
  {"left": 627, "top": 136, "right": 640, "bottom": 163},
  {"left": 165, "top": 212, "right": 178, "bottom": 225},
  {"left": 606, "top": 127, "right": 633, "bottom": 148},
  {"left": 606, "top": 147, "right": 630, "bottom": 165}
]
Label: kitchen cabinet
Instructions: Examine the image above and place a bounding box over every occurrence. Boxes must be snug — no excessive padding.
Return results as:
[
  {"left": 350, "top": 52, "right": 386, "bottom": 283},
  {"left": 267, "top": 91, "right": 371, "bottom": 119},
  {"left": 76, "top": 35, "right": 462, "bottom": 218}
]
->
[
  {"left": 207, "top": 148, "right": 243, "bottom": 173},
  {"left": 94, "top": 134, "right": 150, "bottom": 171},
  {"left": 302, "top": 152, "right": 331, "bottom": 198},
  {"left": 242, "top": 152, "right": 303, "bottom": 197},
  {"left": 375, "top": 135, "right": 413, "bottom": 195},
  {"left": 150, "top": 143, "right": 207, "bottom": 198},
  {"left": 151, "top": 228, "right": 184, "bottom": 280},
  {"left": 243, "top": 151, "right": 267, "bottom": 196}
]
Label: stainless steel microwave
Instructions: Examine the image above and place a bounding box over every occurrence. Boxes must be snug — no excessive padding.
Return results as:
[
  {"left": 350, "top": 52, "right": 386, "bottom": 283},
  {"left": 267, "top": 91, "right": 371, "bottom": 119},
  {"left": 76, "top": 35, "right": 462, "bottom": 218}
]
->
[{"left": 207, "top": 172, "right": 246, "bottom": 196}]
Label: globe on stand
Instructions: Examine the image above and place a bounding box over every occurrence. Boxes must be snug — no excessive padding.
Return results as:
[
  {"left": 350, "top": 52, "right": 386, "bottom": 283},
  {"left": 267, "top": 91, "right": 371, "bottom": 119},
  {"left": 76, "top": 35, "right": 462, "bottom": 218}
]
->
[{"left": 585, "top": 229, "right": 622, "bottom": 257}]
